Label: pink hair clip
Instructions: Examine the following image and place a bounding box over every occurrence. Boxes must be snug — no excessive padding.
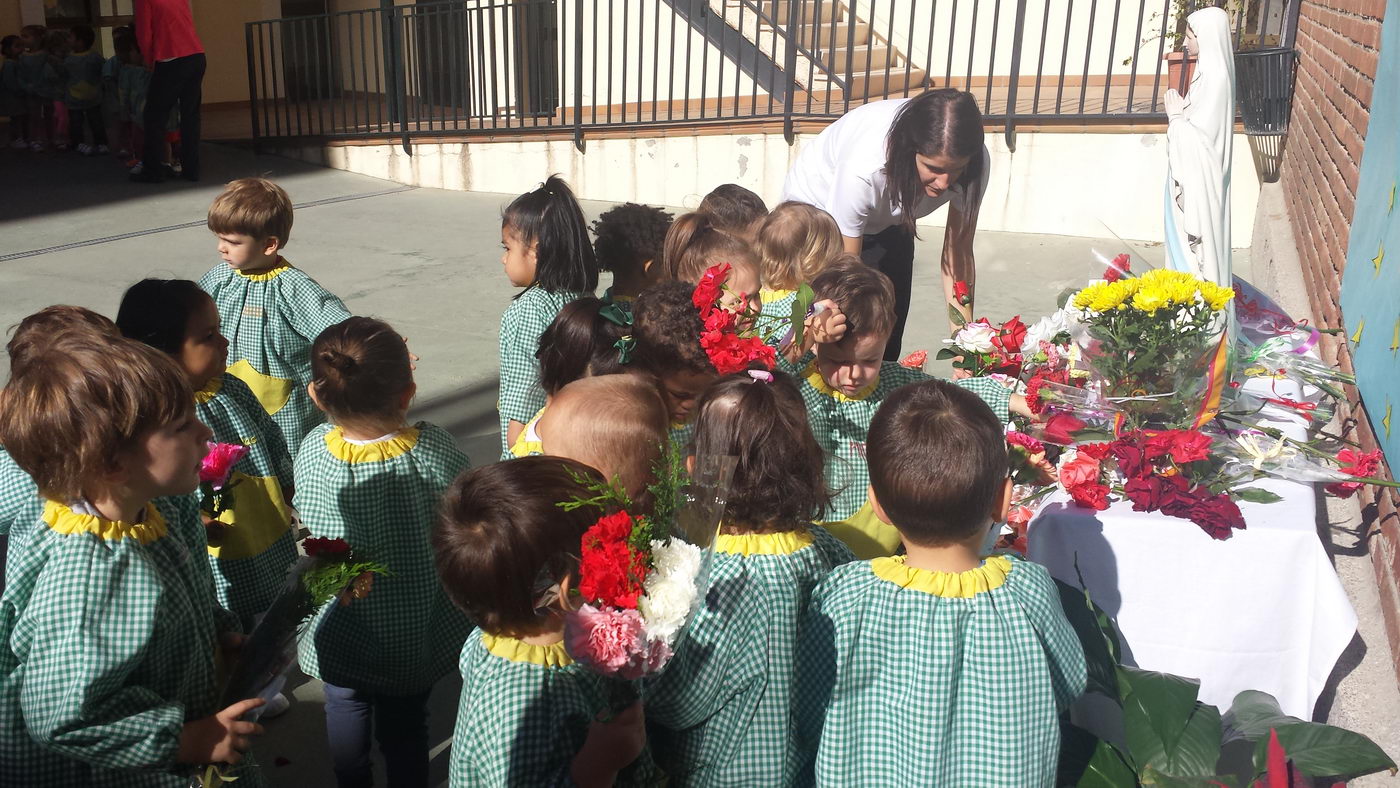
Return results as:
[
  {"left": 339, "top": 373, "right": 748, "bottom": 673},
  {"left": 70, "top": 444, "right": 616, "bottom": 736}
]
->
[{"left": 747, "top": 370, "right": 774, "bottom": 383}]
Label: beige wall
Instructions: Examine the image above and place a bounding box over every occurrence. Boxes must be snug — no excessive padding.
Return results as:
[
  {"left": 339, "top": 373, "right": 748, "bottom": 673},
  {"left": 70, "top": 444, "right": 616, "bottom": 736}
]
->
[{"left": 195, "top": 0, "right": 280, "bottom": 104}]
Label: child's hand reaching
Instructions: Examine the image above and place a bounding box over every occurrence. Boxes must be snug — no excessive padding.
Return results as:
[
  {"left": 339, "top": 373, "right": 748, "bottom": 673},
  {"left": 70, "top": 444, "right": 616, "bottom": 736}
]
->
[
  {"left": 178, "top": 698, "right": 265, "bottom": 766},
  {"left": 1010, "top": 393, "right": 1038, "bottom": 420},
  {"left": 807, "top": 300, "right": 847, "bottom": 345},
  {"left": 569, "top": 701, "right": 646, "bottom": 788}
]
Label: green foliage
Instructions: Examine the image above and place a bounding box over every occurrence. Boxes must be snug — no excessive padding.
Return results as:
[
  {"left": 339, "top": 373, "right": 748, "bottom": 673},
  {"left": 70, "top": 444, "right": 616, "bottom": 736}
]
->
[
  {"left": 1226, "top": 691, "right": 1398, "bottom": 782},
  {"left": 787, "top": 283, "right": 815, "bottom": 348},
  {"left": 948, "top": 303, "right": 968, "bottom": 328},
  {"left": 303, "top": 559, "right": 390, "bottom": 609},
  {"left": 1232, "top": 487, "right": 1284, "bottom": 504},
  {"left": 557, "top": 465, "right": 633, "bottom": 513}
]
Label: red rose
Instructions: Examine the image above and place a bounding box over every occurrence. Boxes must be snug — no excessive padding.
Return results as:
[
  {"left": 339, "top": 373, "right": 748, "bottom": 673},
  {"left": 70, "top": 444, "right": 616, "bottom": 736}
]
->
[
  {"left": 305, "top": 537, "right": 351, "bottom": 558},
  {"left": 993, "top": 316, "right": 1027, "bottom": 355},
  {"left": 1060, "top": 454, "right": 1102, "bottom": 490},
  {"left": 1187, "top": 493, "right": 1246, "bottom": 539},
  {"left": 952, "top": 280, "right": 972, "bottom": 306},
  {"left": 1042, "top": 412, "right": 1087, "bottom": 445},
  {"left": 1104, "top": 254, "right": 1131, "bottom": 282},
  {"left": 1076, "top": 442, "right": 1113, "bottom": 461},
  {"left": 1068, "top": 482, "right": 1110, "bottom": 510},
  {"left": 1110, "top": 439, "right": 1148, "bottom": 478},
  {"left": 1123, "top": 473, "right": 1189, "bottom": 513},
  {"left": 1142, "top": 430, "right": 1213, "bottom": 464},
  {"left": 900, "top": 350, "right": 929, "bottom": 369}
]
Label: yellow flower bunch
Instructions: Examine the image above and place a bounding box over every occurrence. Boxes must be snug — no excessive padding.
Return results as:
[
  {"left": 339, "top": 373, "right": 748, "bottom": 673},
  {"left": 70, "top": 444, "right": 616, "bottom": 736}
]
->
[{"left": 1073, "top": 269, "right": 1234, "bottom": 316}]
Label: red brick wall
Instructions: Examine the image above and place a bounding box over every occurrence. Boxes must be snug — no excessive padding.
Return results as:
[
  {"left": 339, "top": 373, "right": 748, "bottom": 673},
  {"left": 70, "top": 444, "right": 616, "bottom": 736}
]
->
[{"left": 1278, "top": 0, "right": 1398, "bottom": 684}]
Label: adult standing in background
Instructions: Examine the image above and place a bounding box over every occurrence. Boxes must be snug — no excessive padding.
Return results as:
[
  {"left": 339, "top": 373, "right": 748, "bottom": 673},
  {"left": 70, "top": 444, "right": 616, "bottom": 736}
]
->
[
  {"left": 782, "top": 89, "right": 990, "bottom": 360},
  {"left": 132, "top": 0, "right": 205, "bottom": 183}
]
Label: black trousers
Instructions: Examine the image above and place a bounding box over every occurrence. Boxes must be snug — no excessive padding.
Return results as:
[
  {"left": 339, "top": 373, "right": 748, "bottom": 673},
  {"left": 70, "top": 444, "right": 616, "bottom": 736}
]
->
[
  {"left": 859, "top": 224, "right": 916, "bottom": 361},
  {"left": 144, "top": 52, "right": 205, "bottom": 179},
  {"left": 71, "top": 106, "right": 107, "bottom": 147}
]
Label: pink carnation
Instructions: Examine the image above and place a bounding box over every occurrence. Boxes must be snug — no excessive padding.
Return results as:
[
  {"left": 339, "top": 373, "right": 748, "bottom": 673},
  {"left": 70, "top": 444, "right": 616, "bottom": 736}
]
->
[
  {"left": 565, "top": 604, "right": 648, "bottom": 675},
  {"left": 199, "top": 442, "right": 248, "bottom": 489}
]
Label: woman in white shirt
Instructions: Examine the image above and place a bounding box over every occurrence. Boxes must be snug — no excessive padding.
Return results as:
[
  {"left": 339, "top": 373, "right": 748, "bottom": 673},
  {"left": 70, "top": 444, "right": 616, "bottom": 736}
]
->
[{"left": 782, "top": 89, "right": 989, "bottom": 359}]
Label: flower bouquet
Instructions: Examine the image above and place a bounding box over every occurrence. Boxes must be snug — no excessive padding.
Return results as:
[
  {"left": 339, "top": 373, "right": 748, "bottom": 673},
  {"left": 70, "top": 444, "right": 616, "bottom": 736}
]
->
[
  {"left": 695, "top": 262, "right": 815, "bottom": 361},
  {"left": 936, "top": 312, "right": 1028, "bottom": 379}
]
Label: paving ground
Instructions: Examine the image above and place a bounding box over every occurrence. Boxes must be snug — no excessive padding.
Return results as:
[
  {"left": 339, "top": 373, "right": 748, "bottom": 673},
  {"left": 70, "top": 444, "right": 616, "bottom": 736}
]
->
[{"left": 1, "top": 142, "right": 1395, "bottom": 787}]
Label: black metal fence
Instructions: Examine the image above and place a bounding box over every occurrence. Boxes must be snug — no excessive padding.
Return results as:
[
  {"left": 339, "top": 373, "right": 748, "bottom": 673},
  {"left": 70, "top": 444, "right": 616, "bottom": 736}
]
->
[{"left": 245, "top": 0, "right": 1297, "bottom": 151}]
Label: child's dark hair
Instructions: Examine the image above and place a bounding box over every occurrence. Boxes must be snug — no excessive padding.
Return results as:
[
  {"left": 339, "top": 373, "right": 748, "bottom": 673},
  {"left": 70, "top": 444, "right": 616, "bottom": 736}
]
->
[
  {"left": 632, "top": 281, "right": 712, "bottom": 377},
  {"left": 810, "top": 255, "right": 896, "bottom": 341},
  {"left": 112, "top": 26, "right": 135, "bottom": 58},
  {"left": 434, "top": 456, "right": 607, "bottom": 637},
  {"left": 591, "top": 202, "right": 673, "bottom": 277},
  {"left": 867, "top": 379, "right": 1007, "bottom": 546},
  {"left": 536, "top": 297, "right": 630, "bottom": 396},
  {"left": 41, "top": 29, "right": 70, "bottom": 54},
  {"left": 115, "top": 279, "right": 210, "bottom": 355},
  {"left": 691, "top": 371, "right": 830, "bottom": 530},
  {"left": 7, "top": 305, "right": 117, "bottom": 374},
  {"left": 1, "top": 35, "right": 20, "bottom": 58},
  {"left": 311, "top": 317, "right": 413, "bottom": 421},
  {"left": 662, "top": 212, "right": 761, "bottom": 284},
  {"left": 697, "top": 184, "right": 768, "bottom": 236},
  {"left": 70, "top": 24, "right": 95, "bottom": 51},
  {"left": 503, "top": 175, "right": 598, "bottom": 294}
]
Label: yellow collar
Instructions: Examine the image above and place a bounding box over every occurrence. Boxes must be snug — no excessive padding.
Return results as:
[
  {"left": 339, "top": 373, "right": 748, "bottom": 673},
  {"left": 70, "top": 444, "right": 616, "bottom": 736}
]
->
[
  {"left": 759, "top": 288, "right": 797, "bottom": 304},
  {"left": 715, "top": 529, "right": 814, "bottom": 555},
  {"left": 803, "top": 361, "right": 879, "bottom": 402},
  {"left": 194, "top": 376, "right": 223, "bottom": 404},
  {"left": 235, "top": 258, "right": 291, "bottom": 281},
  {"left": 483, "top": 633, "right": 573, "bottom": 667},
  {"left": 324, "top": 426, "right": 420, "bottom": 463},
  {"left": 43, "top": 499, "right": 167, "bottom": 544},
  {"left": 870, "top": 554, "right": 1012, "bottom": 598}
]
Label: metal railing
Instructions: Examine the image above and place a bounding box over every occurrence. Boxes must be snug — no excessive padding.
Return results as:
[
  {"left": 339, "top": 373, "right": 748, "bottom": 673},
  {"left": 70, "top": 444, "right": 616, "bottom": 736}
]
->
[{"left": 245, "top": 0, "right": 1296, "bottom": 152}]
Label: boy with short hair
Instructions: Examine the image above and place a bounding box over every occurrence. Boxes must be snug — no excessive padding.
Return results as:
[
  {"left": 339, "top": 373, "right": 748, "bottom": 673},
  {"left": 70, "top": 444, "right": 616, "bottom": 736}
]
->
[
  {"left": 698, "top": 183, "right": 768, "bottom": 245},
  {"left": 591, "top": 202, "right": 673, "bottom": 305},
  {"left": 200, "top": 177, "right": 352, "bottom": 459},
  {"left": 538, "top": 373, "right": 670, "bottom": 503},
  {"left": 796, "top": 379, "right": 1085, "bottom": 786}
]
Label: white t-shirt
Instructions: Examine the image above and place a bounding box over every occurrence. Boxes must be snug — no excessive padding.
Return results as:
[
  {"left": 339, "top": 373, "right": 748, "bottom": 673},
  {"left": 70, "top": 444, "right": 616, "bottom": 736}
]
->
[{"left": 781, "top": 98, "right": 991, "bottom": 238}]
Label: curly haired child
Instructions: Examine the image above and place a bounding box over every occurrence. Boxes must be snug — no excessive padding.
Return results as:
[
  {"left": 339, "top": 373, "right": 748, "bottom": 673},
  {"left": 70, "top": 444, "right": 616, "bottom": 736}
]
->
[
  {"left": 756, "top": 201, "right": 844, "bottom": 326},
  {"left": 647, "top": 370, "right": 854, "bottom": 785},
  {"left": 591, "top": 202, "right": 673, "bottom": 305},
  {"left": 632, "top": 280, "right": 718, "bottom": 446}
]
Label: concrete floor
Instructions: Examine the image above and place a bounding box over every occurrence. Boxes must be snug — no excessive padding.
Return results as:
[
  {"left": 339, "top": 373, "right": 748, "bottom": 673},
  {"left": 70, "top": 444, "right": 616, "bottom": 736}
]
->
[{"left": 2, "top": 143, "right": 1394, "bottom": 787}]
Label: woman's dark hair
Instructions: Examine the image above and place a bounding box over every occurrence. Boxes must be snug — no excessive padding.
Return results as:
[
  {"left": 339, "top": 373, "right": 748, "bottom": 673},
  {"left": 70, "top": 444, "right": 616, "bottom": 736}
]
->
[
  {"left": 536, "top": 297, "right": 631, "bottom": 395},
  {"left": 115, "top": 278, "right": 212, "bottom": 355},
  {"left": 662, "top": 212, "right": 760, "bottom": 284},
  {"left": 434, "top": 456, "right": 607, "bottom": 637},
  {"left": 502, "top": 175, "right": 599, "bottom": 294},
  {"left": 885, "top": 89, "right": 985, "bottom": 236},
  {"left": 591, "top": 202, "right": 673, "bottom": 276},
  {"left": 691, "top": 371, "right": 831, "bottom": 529},
  {"left": 632, "top": 281, "right": 712, "bottom": 377},
  {"left": 311, "top": 317, "right": 413, "bottom": 420}
]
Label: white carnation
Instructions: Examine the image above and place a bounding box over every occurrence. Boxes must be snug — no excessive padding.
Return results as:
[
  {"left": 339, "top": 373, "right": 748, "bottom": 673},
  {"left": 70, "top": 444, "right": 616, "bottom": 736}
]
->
[
  {"left": 945, "top": 321, "right": 997, "bottom": 353},
  {"left": 638, "top": 537, "right": 703, "bottom": 645}
]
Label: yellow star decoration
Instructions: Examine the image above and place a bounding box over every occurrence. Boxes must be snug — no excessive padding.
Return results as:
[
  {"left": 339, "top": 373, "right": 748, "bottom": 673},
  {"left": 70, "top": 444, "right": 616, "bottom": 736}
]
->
[
  {"left": 1393, "top": 317, "right": 1400, "bottom": 352},
  {"left": 1390, "top": 181, "right": 1397, "bottom": 214},
  {"left": 1385, "top": 401, "right": 1393, "bottom": 439},
  {"left": 1375, "top": 242, "right": 1386, "bottom": 275},
  {"left": 1351, "top": 318, "right": 1365, "bottom": 346}
]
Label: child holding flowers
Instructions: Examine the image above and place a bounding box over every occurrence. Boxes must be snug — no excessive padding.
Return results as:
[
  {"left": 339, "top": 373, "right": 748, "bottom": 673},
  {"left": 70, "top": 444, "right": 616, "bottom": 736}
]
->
[
  {"left": 498, "top": 175, "right": 598, "bottom": 457},
  {"left": 0, "top": 334, "right": 266, "bottom": 786},
  {"left": 295, "top": 317, "right": 472, "bottom": 788},
  {"left": 661, "top": 211, "right": 764, "bottom": 317},
  {"left": 646, "top": 370, "right": 855, "bottom": 786},
  {"left": 433, "top": 456, "right": 658, "bottom": 787},
  {"left": 116, "top": 279, "right": 297, "bottom": 632},
  {"left": 537, "top": 374, "right": 670, "bottom": 507}
]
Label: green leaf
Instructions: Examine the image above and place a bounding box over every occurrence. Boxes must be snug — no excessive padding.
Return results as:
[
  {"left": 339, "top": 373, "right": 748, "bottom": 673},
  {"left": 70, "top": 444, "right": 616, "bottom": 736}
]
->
[
  {"left": 1248, "top": 722, "right": 1398, "bottom": 782},
  {"left": 1220, "top": 691, "right": 1301, "bottom": 742},
  {"left": 1232, "top": 488, "right": 1283, "bottom": 504},
  {"left": 1120, "top": 668, "right": 1222, "bottom": 777},
  {"left": 1137, "top": 766, "right": 1232, "bottom": 787},
  {"left": 789, "top": 283, "right": 815, "bottom": 348},
  {"left": 1060, "top": 724, "right": 1140, "bottom": 788},
  {"left": 935, "top": 348, "right": 958, "bottom": 361},
  {"left": 948, "top": 303, "right": 968, "bottom": 327},
  {"left": 1055, "top": 579, "right": 1122, "bottom": 700}
]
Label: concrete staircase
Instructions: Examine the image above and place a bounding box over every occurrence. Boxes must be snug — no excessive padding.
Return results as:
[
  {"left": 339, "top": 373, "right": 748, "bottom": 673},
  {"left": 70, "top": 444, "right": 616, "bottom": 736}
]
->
[{"left": 710, "top": 0, "right": 927, "bottom": 100}]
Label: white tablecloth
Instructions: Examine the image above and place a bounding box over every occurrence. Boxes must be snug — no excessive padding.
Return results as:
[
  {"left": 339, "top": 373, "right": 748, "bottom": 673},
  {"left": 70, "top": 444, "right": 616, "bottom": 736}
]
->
[{"left": 1028, "top": 376, "right": 1357, "bottom": 718}]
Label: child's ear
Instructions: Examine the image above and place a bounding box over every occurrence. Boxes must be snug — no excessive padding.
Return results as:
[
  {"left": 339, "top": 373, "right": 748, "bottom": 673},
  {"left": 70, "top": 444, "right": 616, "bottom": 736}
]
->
[
  {"left": 306, "top": 381, "right": 325, "bottom": 413},
  {"left": 867, "top": 485, "right": 893, "bottom": 525},
  {"left": 991, "top": 477, "right": 1013, "bottom": 523},
  {"left": 261, "top": 236, "right": 282, "bottom": 257},
  {"left": 642, "top": 258, "right": 656, "bottom": 275}
]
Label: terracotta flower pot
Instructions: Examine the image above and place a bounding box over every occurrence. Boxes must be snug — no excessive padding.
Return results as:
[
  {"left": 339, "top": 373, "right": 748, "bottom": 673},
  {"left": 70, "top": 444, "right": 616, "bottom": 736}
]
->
[{"left": 1165, "top": 50, "right": 1197, "bottom": 94}]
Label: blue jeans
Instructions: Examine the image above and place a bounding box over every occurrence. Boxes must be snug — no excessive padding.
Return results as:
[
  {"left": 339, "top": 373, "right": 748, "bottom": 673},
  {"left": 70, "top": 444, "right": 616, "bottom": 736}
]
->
[{"left": 322, "top": 683, "right": 431, "bottom": 788}]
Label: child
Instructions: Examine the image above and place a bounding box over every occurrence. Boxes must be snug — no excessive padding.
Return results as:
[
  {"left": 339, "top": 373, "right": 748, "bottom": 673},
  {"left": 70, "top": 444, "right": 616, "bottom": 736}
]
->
[
  {"left": 508, "top": 296, "right": 632, "bottom": 459},
  {"left": 200, "top": 177, "right": 353, "bottom": 460},
  {"left": 498, "top": 175, "right": 598, "bottom": 456},
  {"left": 0, "top": 333, "right": 266, "bottom": 786},
  {"left": 119, "top": 41, "right": 179, "bottom": 176},
  {"left": 536, "top": 373, "right": 670, "bottom": 505},
  {"left": 697, "top": 183, "right": 768, "bottom": 244},
  {"left": 1, "top": 35, "right": 28, "bottom": 149},
  {"left": 646, "top": 370, "right": 854, "bottom": 786},
  {"left": 101, "top": 27, "right": 131, "bottom": 158},
  {"left": 662, "top": 212, "right": 763, "bottom": 303},
  {"left": 796, "top": 380, "right": 1086, "bottom": 785},
  {"left": 295, "top": 316, "right": 472, "bottom": 788},
  {"left": 755, "top": 201, "right": 844, "bottom": 324},
  {"left": 38, "top": 29, "right": 70, "bottom": 150},
  {"left": 632, "top": 280, "right": 719, "bottom": 444},
  {"left": 434, "top": 456, "right": 657, "bottom": 786},
  {"left": 116, "top": 279, "right": 297, "bottom": 630},
  {"left": 782, "top": 258, "right": 1021, "bottom": 558},
  {"left": 591, "top": 201, "right": 673, "bottom": 305},
  {"left": 63, "top": 25, "right": 106, "bottom": 155},
  {"left": 16, "top": 25, "right": 53, "bottom": 151}
]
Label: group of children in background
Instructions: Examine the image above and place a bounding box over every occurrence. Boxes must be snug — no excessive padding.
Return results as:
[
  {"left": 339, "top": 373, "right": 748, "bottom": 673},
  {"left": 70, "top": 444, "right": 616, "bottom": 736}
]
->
[
  {"left": 0, "top": 172, "right": 1084, "bottom": 787},
  {"left": 2, "top": 23, "right": 175, "bottom": 174}
]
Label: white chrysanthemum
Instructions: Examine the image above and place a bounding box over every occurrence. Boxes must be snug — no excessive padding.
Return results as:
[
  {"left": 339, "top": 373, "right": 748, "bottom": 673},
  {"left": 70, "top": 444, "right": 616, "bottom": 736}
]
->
[{"left": 639, "top": 537, "right": 703, "bottom": 645}]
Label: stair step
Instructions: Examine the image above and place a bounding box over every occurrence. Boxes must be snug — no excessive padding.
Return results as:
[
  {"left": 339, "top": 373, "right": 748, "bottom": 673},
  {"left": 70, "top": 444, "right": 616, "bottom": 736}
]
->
[
  {"left": 732, "top": 0, "right": 845, "bottom": 26},
  {"left": 824, "top": 43, "right": 895, "bottom": 73},
  {"left": 818, "top": 67, "right": 929, "bottom": 98},
  {"left": 785, "top": 21, "right": 870, "bottom": 49}
]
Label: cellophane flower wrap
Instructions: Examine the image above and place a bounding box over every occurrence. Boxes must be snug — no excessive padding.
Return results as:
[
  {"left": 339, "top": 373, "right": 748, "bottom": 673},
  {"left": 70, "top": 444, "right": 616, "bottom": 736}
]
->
[{"left": 562, "top": 451, "right": 736, "bottom": 691}]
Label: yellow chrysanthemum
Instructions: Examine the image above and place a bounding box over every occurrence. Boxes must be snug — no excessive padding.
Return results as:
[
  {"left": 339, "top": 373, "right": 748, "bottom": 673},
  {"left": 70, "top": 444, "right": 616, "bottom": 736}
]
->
[
  {"left": 1201, "top": 282, "right": 1235, "bottom": 311},
  {"left": 1132, "top": 286, "right": 1169, "bottom": 314}
]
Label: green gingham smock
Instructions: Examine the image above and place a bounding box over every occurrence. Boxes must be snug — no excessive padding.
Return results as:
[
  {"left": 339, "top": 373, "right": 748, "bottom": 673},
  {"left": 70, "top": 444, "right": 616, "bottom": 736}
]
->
[
  {"left": 646, "top": 526, "right": 855, "bottom": 786},
  {"left": 448, "top": 630, "right": 661, "bottom": 787},
  {"left": 0, "top": 497, "right": 262, "bottom": 787},
  {"left": 195, "top": 374, "right": 297, "bottom": 625},
  {"left": 758, "top": 288, "right": 800, "bottom": 347},
  {"left": 200, "top": 259, "right": 353, "bottom": 460},
  {"left": 294, "top": 422, "right": 472, "bottom": 695},
  {"left": 498, "top": 286, "right": 587, "bottom": 458},
  {"left": 795, "top": 554, "right": 1086, "bottom": 787},
  {"left": 0, "top": 447, "right": 40, "bottom": 539}
]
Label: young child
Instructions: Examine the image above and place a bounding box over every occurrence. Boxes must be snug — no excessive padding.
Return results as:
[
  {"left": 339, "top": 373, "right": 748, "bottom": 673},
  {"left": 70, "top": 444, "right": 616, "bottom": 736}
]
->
[
  {"left": 101, "top": 26, "right": 131, "bottom": 158},
  {"left": 16, "top": 25, "right": 53, "bottom": 151},
  {"left": 697, "top": 183, "right": 768, "bottom": 244},
  {"left": 796, "top": 379, "right": 1086, "bottom": 785},
  {"left": 536, "top": 373, "right": 670, "bottom": 505},
  {"left": 63, "top": 25, "right": 106, "bottom": 155},
  {"left": 117, "top": 279, "right": 297, "bottom": 630},
  {"left": 200, "top": 177, "right": 353, "bottom": 460},
  {"left": 591, "top": 201, "right": 673, "bottom": 305},
  {"left": 1, "top": 35, "right": 28, "bottom": 149},
  {"left": 295, "top": 316, "right": 472, "bottom": 787},
  {"left": 498, "top": 175, "right": 598, "bottom": 457},
  {"left": 434, "top": 456, "right": 657, "bottom": 786},
  {"left": 646, "top": 370, "right": 854, "bottom": 786},
  {"left": 509, "top": 296, "right": 632, "bottom": 459},
  {"left": 0, "top": 333, "right": 266, "bottom": 786},
  {"left": 755, "top": 201, "right": 844, "bottom": 324},
  {"left": 632, "top": 280, "right": 719, "bottom": 445},
  {"left": 38, "top": 29, "right": 70, "bottom": 150},
  {"left": 662, "top": 212, "right": 763, "bottom": 304},
  {"left": 781, "top": 258, "right": 1021, "bottom": 558}
]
